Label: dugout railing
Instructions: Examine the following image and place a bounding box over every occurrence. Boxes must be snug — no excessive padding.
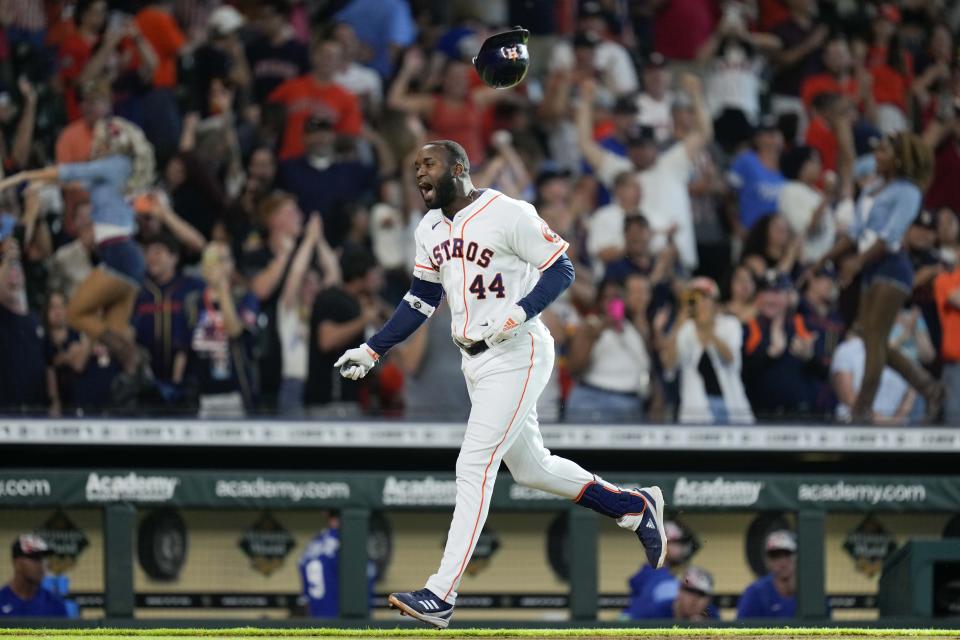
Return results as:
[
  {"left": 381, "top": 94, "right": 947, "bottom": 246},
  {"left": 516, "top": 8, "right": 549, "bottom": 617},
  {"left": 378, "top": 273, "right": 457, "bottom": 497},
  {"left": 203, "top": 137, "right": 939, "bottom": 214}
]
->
[{"left": 2, "top": 468, "right": 959, "bottom": 621}]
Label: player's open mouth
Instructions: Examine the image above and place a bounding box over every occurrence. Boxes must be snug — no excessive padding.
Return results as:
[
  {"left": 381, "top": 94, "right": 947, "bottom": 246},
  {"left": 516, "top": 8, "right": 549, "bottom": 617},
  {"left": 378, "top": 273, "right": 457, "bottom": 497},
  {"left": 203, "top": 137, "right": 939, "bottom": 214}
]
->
[{"left": 418, "top": 183, "right": 434, "bottom": 199}]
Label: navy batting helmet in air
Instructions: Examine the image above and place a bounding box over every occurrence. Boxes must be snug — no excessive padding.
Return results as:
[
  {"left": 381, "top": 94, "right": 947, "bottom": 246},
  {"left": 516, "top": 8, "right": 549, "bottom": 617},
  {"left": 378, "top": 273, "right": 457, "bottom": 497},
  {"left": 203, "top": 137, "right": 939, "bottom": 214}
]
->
[{"left": 473, "top": 27, "right": 530, "bottom": 89}]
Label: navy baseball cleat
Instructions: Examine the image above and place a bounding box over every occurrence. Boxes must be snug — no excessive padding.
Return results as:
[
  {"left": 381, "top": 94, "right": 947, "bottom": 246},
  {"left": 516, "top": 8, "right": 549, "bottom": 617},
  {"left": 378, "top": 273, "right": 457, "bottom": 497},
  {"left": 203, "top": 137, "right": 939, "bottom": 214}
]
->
[
  {"left": 618, "top": 486, "right": 668, "bottom": 569},
  {"left": 388, "top": 588, "right": 454, "bottom": 629}
]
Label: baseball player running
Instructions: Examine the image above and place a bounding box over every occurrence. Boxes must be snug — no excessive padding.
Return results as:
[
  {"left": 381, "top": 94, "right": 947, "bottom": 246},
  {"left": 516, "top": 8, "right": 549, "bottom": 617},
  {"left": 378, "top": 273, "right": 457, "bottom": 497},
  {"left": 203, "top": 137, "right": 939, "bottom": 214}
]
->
[{"left": 334, "top": 140, "right": 666, "bottom": 628}]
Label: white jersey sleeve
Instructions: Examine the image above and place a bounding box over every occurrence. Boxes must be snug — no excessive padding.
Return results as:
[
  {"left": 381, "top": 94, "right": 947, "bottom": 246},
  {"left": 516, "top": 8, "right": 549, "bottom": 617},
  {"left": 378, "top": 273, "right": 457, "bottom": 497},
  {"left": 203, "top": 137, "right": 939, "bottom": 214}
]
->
[
  {"left": 412, "top": 215, "right": 442, "bottom": 284},
  {"left": 509, "top": 202, "right": 570, "bottom": 271}
]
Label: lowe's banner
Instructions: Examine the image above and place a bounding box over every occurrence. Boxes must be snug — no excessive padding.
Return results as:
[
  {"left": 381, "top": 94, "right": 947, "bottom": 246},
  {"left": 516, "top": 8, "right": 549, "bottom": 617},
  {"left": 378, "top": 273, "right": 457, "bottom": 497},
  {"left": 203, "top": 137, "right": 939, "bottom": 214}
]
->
[{"left": 0, "top": 471, "right": 958, "bottom": 512}]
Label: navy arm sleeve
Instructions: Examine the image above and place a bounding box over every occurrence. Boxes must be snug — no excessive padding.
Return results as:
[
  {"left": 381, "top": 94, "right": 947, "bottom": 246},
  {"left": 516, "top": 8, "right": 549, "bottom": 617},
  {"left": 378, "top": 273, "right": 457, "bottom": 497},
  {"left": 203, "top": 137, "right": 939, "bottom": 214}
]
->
[
  {"left": 517, "top": 253, "right": 575, "bottom": 319},
  {"left": 366, "top": 277, "right": 444, "bottom": 356}
]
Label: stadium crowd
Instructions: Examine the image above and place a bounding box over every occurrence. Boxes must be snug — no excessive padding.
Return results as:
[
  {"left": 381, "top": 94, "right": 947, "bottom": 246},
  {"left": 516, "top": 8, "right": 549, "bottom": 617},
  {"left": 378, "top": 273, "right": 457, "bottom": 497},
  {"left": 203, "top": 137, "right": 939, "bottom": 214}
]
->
[{"left": 0, "top": 0, "right": 959, "bottom": 424}]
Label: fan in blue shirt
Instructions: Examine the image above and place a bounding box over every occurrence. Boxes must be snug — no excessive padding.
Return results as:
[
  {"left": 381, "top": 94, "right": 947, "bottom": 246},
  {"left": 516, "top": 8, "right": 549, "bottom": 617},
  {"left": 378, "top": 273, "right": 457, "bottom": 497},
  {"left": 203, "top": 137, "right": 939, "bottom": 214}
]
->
[
  {"left": 737, "top": 530, "right": 797, "bottom": 619},
  {"left": 728, "top": 121, "right": 786, "bottom": 230},
  {"left": 0, "top": 535, "right": 67, "bottom": 617}
]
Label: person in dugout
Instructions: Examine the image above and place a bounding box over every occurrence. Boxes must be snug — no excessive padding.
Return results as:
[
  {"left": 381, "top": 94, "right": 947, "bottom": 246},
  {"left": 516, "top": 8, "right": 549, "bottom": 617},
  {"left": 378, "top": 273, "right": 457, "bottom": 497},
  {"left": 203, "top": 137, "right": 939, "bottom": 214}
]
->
[
  {"left": 0, "top": 535, "right": 67, "bottom": 617},
  {"left": 297, "top": 511, "right": 377, "bottom": 617}
]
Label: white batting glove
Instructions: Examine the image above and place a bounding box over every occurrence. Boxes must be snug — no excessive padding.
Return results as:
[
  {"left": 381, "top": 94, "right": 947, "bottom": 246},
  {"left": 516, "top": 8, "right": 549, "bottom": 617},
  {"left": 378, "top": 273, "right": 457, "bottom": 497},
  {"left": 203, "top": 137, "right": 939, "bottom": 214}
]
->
[
  {"left": 334, "top": 343, "right": 380, "bottom": 380},
  {"left": 480, "top": 305, "right": 527, "bottom": 347}
]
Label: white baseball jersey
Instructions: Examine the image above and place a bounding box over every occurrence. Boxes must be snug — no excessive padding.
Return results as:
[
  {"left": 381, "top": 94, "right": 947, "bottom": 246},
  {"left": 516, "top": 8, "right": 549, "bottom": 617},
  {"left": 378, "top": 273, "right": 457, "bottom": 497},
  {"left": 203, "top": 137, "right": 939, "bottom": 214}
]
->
[
  {"left": 411, "top": 189, "right": 569, "bottom": 344},
  {"left": 400, "top": 189, "right": 632, "bottom": 605}
]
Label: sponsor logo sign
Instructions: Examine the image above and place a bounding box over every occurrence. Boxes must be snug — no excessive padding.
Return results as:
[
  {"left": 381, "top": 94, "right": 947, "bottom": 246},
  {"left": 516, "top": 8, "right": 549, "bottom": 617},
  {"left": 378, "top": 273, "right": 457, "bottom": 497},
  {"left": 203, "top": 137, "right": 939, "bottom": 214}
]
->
[
  {"left": 85, "top": 472, "right": 179, "bottom": 503},
  {"left": 673, "top": 477, "right": 764, "bottom": 507},
  {"left": 843, "top": 514, "right": 897, "bottom": 578},
  {"left": 214, "top": 478, "right": 350, "bottom": 503},
  {"left": 0, "top": 477, "right": 51, "bottom": 499},
  {"left": 382, "top": 476, "right": 457, "bottom": 506},
  {"left": 798, "top": 481, "right": 926, "bottom": 505},
  {"left": 238, "top": 512, "right": 295, "bottom": 577},
  {"left": 35, "top": 510, "right": 88, "bottom": 574}
]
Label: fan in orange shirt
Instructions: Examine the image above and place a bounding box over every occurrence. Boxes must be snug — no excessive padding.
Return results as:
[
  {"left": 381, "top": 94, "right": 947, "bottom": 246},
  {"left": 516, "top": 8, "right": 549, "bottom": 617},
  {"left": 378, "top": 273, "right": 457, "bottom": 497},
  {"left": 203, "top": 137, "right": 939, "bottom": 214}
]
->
[
  {"left": 800, "top": 34, "right": 869, "bottom": 113},
  {"left": 804, "top": 92, "right": 856, "bottom": 174},
  {"left": 134, "top": 2, "right": 186, "bottom": 89},
  {"left": 268, "top": 39, "right": 362, "bottom": 160}
]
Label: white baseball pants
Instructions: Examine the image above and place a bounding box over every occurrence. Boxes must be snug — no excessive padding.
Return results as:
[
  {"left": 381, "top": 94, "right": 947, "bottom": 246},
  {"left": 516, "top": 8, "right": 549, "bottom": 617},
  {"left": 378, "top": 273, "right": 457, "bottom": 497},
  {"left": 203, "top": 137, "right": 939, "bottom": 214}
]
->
[{"left": 424, "top": 321, "right": 595, "bottom": 604}]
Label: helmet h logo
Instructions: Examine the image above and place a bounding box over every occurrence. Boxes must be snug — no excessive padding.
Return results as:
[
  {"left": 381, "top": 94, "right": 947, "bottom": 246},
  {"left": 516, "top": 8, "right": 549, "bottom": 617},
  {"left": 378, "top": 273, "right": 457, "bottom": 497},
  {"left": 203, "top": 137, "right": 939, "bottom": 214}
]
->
[{"left": 502, "top": 46, "right": 520, "bottom": 61}]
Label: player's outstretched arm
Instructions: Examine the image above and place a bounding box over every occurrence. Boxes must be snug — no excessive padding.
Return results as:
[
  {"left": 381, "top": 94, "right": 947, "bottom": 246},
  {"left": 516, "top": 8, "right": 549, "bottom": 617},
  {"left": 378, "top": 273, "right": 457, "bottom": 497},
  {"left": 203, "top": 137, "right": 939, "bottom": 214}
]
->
[{"left": 334, "top": 277, "right": 444, "bottom": 380}]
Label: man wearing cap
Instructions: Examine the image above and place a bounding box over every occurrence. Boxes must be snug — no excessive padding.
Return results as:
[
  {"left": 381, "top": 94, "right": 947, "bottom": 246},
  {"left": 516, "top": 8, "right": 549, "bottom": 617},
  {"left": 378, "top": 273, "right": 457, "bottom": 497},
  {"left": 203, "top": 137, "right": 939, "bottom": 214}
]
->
[
  {"left": 637, "top": 53, "right": 674, "bottom": 145},
  {"left": 737, "top": 530, "right": 797, "bottom": 619},
  {"left": 577, "top": 73, "right": 714, "bottom": 273},
  {"left": 742, "top": 272, "right": 821, "bottom": 418},
  {"left": 626, "top": 521, "right": 702, "bottom": 619},
  {"left": 275, "top": 114, "right": 377, "bottom": 249},
  {"left": 728, "top": 115, "right": 786, "bottom": 231},
  {"left": 192, "top": 5, "right": 251, "bottom": 107},
  {"left": 0, "top": 535, "right": 67, "bottom": 617},
  {"left": 672, "top": 566, "right": 718, "bottom": 621},
  {"left": 0, "top": 238, "right": 46, "bottom": 414},
  {"left": 631, "top": 562, "right": 718, "bottom": 620},
  {"left": 133, "top": 232, "right": 204, "bottom": 410},
  {"left": 598, "top": 97, "right": 642, "bottom": 158}
]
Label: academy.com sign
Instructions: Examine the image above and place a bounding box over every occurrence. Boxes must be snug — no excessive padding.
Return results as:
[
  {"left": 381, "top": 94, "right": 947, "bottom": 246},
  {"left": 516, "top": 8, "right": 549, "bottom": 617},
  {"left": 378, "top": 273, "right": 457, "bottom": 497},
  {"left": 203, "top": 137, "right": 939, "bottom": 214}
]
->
[
  {"left": 673, "top": 477, "right": 764, "bottom": 507},
  {"left": 85, "top": 472, "right": 179, "bottom": 502},
  {"left": 215, "top": 478, "right": 350, "bottom": 502},
  {"left": 798, "top": 481, "right": 926, "bottom": 505}
]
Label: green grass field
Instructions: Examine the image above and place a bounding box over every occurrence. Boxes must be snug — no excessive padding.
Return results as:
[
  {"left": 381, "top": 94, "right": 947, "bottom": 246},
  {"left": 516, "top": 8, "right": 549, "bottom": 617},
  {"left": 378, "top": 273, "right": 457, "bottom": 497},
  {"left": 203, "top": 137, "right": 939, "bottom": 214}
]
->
[{"left": 1, "top": 629, "right": 959, "bottom": 640}]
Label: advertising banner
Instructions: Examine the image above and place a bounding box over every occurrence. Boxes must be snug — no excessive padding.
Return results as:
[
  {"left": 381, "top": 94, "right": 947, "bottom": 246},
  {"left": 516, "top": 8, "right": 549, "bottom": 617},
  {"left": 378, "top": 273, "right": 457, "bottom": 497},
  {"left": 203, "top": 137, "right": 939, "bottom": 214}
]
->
[{"left": 0, "top": 470, "right": 957, "bottom": 512}]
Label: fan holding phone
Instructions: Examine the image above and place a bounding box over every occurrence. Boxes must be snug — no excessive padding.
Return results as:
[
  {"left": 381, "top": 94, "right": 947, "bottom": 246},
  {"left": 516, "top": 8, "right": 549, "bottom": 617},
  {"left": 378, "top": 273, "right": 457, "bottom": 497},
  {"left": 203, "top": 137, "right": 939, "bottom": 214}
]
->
[{"left": 565, "top": 274, "right": 658, "bottom": 423}]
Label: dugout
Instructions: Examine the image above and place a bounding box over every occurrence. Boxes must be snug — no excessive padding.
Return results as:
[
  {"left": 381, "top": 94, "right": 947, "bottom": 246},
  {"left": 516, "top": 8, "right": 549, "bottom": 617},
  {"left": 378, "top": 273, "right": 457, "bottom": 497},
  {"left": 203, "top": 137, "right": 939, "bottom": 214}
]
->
[{"left": 2, "top": 419, "right": 960, "bottom": 625}]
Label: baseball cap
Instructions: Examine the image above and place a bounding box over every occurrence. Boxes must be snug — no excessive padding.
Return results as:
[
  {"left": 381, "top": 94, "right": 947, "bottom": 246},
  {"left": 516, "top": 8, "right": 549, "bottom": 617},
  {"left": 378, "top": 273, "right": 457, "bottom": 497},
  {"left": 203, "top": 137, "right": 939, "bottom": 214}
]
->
[
  {"left": 664, "top": 520, "right": 686, "bottom": 542},
  {"left": 12, "top": 534, "right": 51, "bottom": 559},
  {"left": 208, "top": 5, "right": 245, "bottom": 36},
  {"left": 644, "top": 52, "right": 667, "bottom": 70},
  {"left": 913, "top": 208, "right": 937, "bottom": 231},
  {"left": 757, "top": 270, "right": 793, "bottom": 294},
  {"left": 625, "top": 125, "right": 657, "bottom": 146},
  {"left": 765, "top": 529, "right": 798, "bottom": 554},
  {"left": 580, "top": 1, "right": 604, "bottom": 18},
  {"left": 612, "top": 95, "right": 639, "bottom": 116},
  {"left": 304, "top": 114, "right": 336, "bottom": 132},
  {"left": 754, "top": 113, "right": 780, "bottom": 136},
  {"left": 680, "top": 566, "right": 714, "bottom": 596},
  {"left": 572, "top": 30, "right": 600, "bottom": 49}
]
